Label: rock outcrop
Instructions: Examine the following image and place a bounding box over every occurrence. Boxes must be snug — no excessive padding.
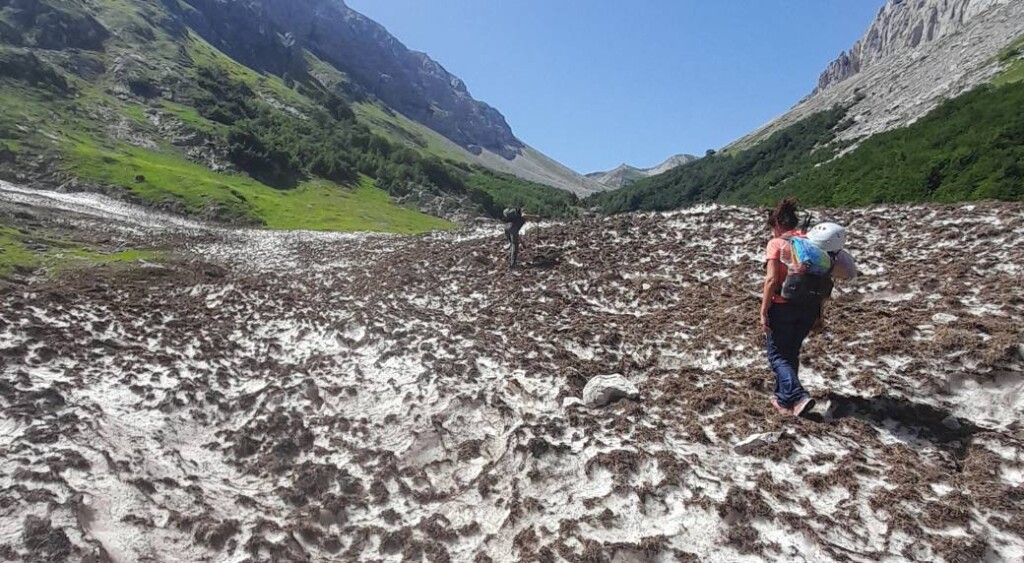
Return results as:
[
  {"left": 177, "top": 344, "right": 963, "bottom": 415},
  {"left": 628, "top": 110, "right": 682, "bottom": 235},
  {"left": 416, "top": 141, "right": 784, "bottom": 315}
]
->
[
  {"left": 0, "top": 0, "right": 109, "bottom": 51},
  {"left": 815, "top": 0, "right": 1015, "bottom": 94}
]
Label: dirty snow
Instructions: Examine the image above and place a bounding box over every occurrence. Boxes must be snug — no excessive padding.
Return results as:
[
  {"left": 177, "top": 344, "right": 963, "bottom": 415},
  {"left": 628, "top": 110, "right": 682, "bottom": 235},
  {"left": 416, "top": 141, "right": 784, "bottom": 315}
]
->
[{"left": 0, "top": 184, "right": 1022, "bottom": 562}]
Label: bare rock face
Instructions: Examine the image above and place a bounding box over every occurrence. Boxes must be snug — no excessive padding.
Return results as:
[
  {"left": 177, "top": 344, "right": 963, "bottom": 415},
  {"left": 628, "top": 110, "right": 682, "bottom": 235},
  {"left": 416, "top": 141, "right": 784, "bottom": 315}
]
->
[
  {"left": 582, "top": 374, "right": 639, "bottom": 408},
  {"left": 0, "top": 0, "right": 109, "bottom": 52},
  {"left": 815, "top": 0, "right": 1015, "bottom": 93},
  {"left": 732, "top": 0, "right": 1024, "bottom": 151},
  {"left": 815, "top": 0, "right": 1015, "bottom": 94}
]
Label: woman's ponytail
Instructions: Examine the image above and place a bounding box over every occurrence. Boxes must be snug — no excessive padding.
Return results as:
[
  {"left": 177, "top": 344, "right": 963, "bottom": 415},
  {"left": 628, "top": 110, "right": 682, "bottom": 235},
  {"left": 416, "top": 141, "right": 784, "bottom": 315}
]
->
[{"left": 767, "top": 198, "right": 800, "bottom": 230}]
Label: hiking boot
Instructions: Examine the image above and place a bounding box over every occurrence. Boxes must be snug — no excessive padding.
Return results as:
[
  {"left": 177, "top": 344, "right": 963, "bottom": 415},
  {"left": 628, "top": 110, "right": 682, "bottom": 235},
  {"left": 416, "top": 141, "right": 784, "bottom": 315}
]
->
[
  {"left": 793, "top": 397, "right": 816, "bottom": 418},
  {"left": 770, "top": 396, "right": 793, "bottom": 416}
]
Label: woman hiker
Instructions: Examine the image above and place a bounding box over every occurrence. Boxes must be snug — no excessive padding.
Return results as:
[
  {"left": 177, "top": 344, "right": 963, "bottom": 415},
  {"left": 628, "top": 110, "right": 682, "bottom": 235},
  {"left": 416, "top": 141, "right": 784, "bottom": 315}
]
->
[{"left": 759, "top": 198, "right": 821, "bottom": 418}]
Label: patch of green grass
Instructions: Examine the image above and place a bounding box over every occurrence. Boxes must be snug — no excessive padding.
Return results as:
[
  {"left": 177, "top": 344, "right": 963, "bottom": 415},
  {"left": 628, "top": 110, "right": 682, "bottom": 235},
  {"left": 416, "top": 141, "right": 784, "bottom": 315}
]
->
[
  {"left": 67, "top": 136, "right": 453, "bottom": 232},
  {"left": 121, "top": 102, "right": 150, "bottom": 126},
  {"left": 998, "top": 34, "right": 1024, "bottom": 63},
  {"left": 68, "top": 137, "right": 260, "bottom": 221},
  {"left": 994, "top": 34, "right": 1024, "bottom": 86},
  {"left": 44, "top": 247, "right": 166, "bottom": 275},
  {"left": 305, "top": 52, "right": 351, "bottom": 91},
  {"left": 57, "top": 247, "right": 164, "bottom": 263},
  {"left": 0, "top": 225, "right": 39, "bottom": 277},
  {"left": 0, "top": 82, "right": 92, "bottom": 151},
  {"left": 185, "top": 32, "right": 309, "bottom": 109},
  {"left": 354, "top": 102, "right": 472, "bottom": 164},
  {"left": 1, "top": 219, "right": 168, "bottom": 279},
  {"left": 160, "top": 99, "right": 226, "bottom": 135},
  {"left": 251, "top": 177, "right": 454, "bottom": 233},
  {"left": 995, "top": 61, "right": 1024, "bottom": 86}
]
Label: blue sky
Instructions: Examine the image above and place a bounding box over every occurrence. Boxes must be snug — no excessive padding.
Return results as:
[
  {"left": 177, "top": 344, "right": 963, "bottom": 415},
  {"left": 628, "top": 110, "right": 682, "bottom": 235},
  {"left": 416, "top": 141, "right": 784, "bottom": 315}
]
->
[{"left": 346, "top": 1, "right": 884, "bottom": 174}]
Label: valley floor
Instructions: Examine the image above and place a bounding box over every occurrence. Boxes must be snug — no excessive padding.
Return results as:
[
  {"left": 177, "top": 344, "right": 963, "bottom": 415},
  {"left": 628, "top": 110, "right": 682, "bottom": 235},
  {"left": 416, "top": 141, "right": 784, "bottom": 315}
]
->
[{"left": 0, "top": 183, "right": 1022, "bottom": 562}]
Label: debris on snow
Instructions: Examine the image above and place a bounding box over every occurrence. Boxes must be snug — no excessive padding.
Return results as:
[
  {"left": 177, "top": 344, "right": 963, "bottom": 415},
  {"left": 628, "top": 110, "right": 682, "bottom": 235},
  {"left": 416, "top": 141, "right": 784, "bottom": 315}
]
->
[{"left": 1, "top": 183, "right": 1023, "bottom": 562}]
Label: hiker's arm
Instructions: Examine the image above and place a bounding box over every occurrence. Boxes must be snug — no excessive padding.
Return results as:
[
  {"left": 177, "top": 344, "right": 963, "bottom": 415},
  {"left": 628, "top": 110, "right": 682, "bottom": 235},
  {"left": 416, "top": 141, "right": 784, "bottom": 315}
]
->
[{"left": 760, "top": 260, "right": 784, "bottom": 333}]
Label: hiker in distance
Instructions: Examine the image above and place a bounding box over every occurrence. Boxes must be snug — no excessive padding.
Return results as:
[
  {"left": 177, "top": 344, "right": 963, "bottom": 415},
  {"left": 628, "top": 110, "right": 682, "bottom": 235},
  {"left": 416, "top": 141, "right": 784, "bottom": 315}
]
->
[
  {"left": 502, "top": 207, "right": 540, "bottom": 270},
  {"left": 759, "top": 198, "right": 858, "bottom": 418}
]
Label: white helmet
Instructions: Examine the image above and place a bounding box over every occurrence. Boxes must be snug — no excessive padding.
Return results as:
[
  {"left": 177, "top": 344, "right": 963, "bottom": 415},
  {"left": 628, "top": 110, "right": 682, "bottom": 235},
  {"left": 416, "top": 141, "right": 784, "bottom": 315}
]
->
[{"left": 807, "top": 222, "right": 846, "bottom": 252}]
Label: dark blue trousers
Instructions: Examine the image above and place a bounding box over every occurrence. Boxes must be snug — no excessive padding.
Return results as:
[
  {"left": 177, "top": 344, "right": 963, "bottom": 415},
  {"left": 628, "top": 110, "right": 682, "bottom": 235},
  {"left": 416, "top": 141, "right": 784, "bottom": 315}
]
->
[
  {"left": 505, "top": 225, "right": 521, "bottom": 269},
  {"left": 765, "top": 302, "right": 820, "bottom": 408}
]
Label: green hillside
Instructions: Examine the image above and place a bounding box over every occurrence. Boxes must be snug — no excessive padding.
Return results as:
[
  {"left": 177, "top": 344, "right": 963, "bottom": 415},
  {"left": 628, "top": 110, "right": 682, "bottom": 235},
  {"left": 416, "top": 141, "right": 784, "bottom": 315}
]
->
[
  {"left": 0, "top": 0, "right": 571, "bottom": 232},
  {"left": 590, "top": 68, "right": 1024, "bottom": 213}
]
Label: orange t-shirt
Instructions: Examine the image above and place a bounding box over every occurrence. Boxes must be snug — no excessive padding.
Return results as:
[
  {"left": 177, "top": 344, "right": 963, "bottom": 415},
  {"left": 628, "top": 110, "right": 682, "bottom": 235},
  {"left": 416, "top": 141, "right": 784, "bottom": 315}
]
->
[{"left": 765, "top": 230, "right": 803, "bottom": 304}]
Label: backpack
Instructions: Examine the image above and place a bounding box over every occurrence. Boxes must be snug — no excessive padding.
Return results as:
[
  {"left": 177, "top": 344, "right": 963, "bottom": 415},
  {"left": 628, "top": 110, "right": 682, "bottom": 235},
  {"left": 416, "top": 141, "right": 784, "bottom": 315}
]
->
[
  {"left": 502, "top": 207, "right": 523, "bottom": 223},
  {"left": 779, "top": 234, "right": 834, "bottom": 306}
]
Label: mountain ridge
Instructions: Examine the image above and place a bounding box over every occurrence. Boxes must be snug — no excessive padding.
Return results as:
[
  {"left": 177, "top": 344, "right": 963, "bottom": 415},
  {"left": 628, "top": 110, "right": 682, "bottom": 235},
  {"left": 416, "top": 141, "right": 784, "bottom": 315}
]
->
[
  {"left": 733, "top": 0, "right": 1024, "bottom": 151},
  {"left": 814, "top": 0, "right": 1015, "bottom": 94},
  {"left": 586, "top": 154, "right": 698, "bottom": 189}
]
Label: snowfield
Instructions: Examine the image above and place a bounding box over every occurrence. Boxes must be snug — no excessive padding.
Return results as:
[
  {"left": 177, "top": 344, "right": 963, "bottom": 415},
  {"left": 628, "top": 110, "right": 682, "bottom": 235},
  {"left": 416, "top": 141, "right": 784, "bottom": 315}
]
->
[{"left": 1, "top": 184, "right": 1022, "bottom": 562}]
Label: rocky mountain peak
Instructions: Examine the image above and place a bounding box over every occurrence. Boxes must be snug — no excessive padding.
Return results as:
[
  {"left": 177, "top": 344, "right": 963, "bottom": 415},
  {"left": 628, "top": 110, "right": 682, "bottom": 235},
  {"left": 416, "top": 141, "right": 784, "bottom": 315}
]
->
[
  {"left": 815, "top": 0, "right": 1015, "bottom": 94},
  {"left": 586, "top": 153, "right": 698, "bottom": 189},
  {"left": 731, "top": 0, "right": 1023, "bottom": 152}
]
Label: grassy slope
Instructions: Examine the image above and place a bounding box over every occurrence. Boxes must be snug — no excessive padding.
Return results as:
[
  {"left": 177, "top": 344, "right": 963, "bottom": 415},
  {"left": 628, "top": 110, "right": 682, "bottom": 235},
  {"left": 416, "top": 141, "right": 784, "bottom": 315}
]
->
[
  {"left": 780, "top": 81, "right": 1024, "bottom": 205},
  {"left": 993, "top": 34, "right": 1024, "bottom": 87},
  {"left": 0, "top": 221, "right": 163, "bottom": 279},
  {"left": 0, "top": 225, "right": 37, "bottom": 276},
  {"left": 0, "top": 74, "right": 453, "bottom": 232},
  {"left": 587, "top": 107, "right": 848, "bottom": 213},
  {"left": 353, "top": 102, "right": 473, "bottom": 166},
  {"left": 0, "top": 1, "right": 454, "bottom": 234},
  {"left": 68, "top": 139, "right": 451, "bottom": 232}
]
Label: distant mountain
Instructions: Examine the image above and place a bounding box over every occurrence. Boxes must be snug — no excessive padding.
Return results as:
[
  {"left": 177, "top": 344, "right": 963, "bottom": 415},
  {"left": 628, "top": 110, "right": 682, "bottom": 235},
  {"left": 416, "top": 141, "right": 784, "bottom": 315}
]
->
[{"left": 586, "top": 154, "right": 698, "bottom": 189}]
